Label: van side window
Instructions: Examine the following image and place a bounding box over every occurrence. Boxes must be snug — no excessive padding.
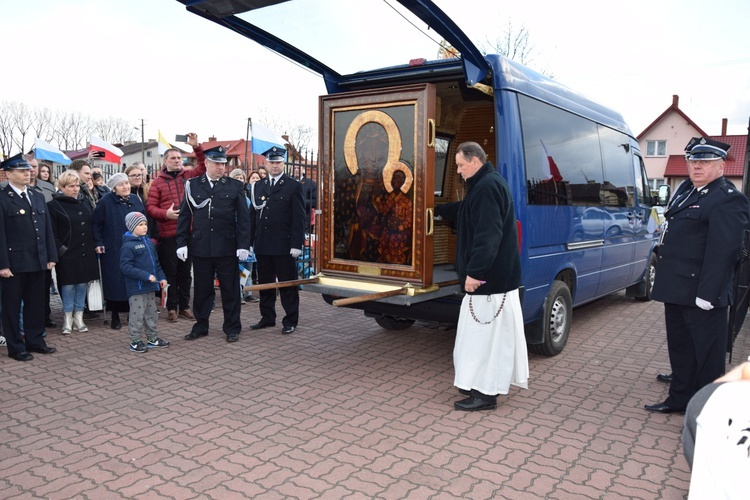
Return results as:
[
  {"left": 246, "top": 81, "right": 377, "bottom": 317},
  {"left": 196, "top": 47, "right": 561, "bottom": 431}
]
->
[
  {"left": 598, "top": 126, "right": 634, "bottom": 207},
  {"left": 520, "top": 95, "right": 603, "bottom": 206}
]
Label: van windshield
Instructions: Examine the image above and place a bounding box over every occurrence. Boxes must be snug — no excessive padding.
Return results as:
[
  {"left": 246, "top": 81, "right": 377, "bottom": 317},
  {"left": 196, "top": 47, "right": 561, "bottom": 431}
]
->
[{"left": 238, "top": 0, "right": 453, "bottom": 75}]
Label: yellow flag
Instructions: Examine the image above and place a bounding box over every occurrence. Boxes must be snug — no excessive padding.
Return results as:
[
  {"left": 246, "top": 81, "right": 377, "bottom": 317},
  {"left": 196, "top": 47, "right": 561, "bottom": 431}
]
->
[{"left": 157, "top": 130, "right": 171, "bottom": 155}]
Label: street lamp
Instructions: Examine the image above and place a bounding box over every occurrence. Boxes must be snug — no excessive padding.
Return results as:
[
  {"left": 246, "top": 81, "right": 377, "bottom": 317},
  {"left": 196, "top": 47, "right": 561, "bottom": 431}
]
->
[{"left": 134, "top": 118, "right": 145, "bottom": 165}]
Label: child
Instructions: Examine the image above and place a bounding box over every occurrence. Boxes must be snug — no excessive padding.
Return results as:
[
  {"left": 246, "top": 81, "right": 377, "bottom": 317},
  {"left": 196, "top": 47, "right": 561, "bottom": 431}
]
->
[{"left": 120, "top": 212, "right": 169, "bottom": 352}]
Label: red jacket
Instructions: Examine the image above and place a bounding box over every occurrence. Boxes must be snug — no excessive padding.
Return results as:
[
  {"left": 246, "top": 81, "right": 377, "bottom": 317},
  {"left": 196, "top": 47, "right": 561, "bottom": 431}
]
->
[{"left": 146, "top": 146, "right": 207, "bottom": 239}]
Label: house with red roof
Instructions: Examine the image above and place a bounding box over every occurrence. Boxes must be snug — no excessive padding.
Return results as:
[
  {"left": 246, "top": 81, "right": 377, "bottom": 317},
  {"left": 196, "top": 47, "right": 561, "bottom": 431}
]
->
[{"left": 637, "top": 95, "right": 747, "bottom": 191}]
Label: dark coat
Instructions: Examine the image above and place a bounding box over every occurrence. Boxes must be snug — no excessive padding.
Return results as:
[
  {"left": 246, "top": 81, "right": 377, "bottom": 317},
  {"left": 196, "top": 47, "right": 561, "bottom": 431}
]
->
[
  {"left": 248, "top": 173, "right": 306, "bottom": 255},
  {"left": 652, "top": 176, "right": 750, "bottom": 307},
  {"left": 120, "top": 232, "right": 166, "bottom": 298},
  {"left": 176, "top": 174, "right": 252, "bottom": 258},
  {"left": 92, "top": 192, "right": 146, "bottom": 301},
  {"left": 0, "top": 184, "right": 58, "bottom": 272},
  {"left": 434, "top": 162, "right": 521, "bottom": 295},
  {"left": 47, "top": 193, "right": 99, "bottom": 286}
]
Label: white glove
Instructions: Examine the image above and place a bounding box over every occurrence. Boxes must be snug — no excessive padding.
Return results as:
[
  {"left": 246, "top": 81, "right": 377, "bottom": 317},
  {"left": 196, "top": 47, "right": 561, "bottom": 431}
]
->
[
  {"left": 236, "top": 249, "right": 249, "bottom": 261},
  {"left": 176, "top": 246, "right": 188, "bottom": 262},
  {"left": 290, "top": 248, "right": 302, "bottom": 258},
  {"left": 695, "top": 297, "right": 714, "bottom": 311}
]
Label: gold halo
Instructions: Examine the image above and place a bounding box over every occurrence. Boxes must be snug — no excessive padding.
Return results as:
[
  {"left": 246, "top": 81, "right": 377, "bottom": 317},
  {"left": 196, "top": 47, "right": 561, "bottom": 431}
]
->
[
  {"left": 343, "top": 110, "right": 402, "bottom": 176},
  {"left": 383, "top": 161, "right": 413, "bottom": 194}
]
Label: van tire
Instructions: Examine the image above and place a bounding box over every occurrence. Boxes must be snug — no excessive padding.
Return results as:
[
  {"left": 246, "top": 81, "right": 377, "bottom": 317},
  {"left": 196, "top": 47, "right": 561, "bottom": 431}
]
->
[
  {"left": 634, "top": 252, "right": 657, "bottom": 302},
  {"left": 375, "top": 315, "right": 415, "bottom": 330},
  {"left": 529, "top": 280, "right": 572, "bottom": 356}
]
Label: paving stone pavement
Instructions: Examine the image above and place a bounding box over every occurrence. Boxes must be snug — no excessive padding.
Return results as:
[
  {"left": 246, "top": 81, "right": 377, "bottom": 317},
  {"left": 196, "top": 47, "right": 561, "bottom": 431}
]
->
[{"left": 2, "top": 289, "right": 749, "bottom": 499}]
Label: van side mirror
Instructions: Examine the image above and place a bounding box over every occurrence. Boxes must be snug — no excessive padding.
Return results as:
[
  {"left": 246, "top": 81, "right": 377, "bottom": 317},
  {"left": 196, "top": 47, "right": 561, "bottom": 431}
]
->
[{"left": 657, "top": 185, "right": 670, "bottom": 206}]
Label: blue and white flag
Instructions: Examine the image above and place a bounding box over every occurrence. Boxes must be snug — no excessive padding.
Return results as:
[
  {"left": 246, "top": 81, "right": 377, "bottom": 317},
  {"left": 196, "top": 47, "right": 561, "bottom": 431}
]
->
[{"left": 34, "top": 138, "right": 71, "bottom": 165}]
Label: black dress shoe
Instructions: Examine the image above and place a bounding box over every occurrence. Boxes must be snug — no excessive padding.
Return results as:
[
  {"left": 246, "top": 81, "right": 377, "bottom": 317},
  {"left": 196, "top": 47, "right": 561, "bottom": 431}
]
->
[
  {"left": 226, "top": 334, "right": 239, "bottom": 342},
  {"left": 83, "top": 311, "right": 100, "bottom": 320},
  {"left": 454, "top": 396, "right": 497, "bottom": 411},
  {"left": 10, "top": 352, "right": 34, "bottom": 361},
  {"left": 184, "top": 331, "right": 208, "bottom": 340},
  {"left": 110, "top": 317, "right": 121, "bottom": 330},
  {"left": 45, "top": 319, "right": 57, "bottom": 328},
  {"left": 282, "top": 325, "right": 295, "bottom": 334},
  {"left": 644, "top": 402, "right": 684, "bottom": 414},
  {"left": 250, "top": 322, "right": 275, "bottom": 330},
  {"left": 458, "top": 388, "right": 471, "bottom": 396},
  {"left": 28, "top": 346, "right": 56, "bottom": 354},
  {"left": 656, "top": 373, "right": 673, "bottom": 383}
]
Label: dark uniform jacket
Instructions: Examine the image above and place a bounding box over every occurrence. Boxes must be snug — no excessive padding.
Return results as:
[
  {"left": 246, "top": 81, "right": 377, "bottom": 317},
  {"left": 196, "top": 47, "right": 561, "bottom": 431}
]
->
[
  {"left": 0, "top": 184, "right": 58, "bottom": 272},
  {"left": 47, "top": 192, "right": 99, "bottom": 286},
  {"left": 176, "top": 175, "right": 252, "bottom": 258},
  {"left": 652, "top": 176, "right": 750, "bottom": 307},
  {"left": 248, "top": 173, "right": 305, "bottom": 255},
  {"left": 435, "top": 162, "right": 521, "bottom": 295}
]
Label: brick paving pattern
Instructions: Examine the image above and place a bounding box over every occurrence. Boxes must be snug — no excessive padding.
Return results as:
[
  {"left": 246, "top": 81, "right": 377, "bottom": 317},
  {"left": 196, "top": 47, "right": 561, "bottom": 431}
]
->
[{"left": 2, "top": 289, "right": 749, "bottom": 498}]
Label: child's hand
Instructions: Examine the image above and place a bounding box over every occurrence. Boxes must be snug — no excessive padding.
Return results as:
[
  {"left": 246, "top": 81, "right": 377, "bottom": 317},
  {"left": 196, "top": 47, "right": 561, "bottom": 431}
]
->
[
  {"left": 149, "top": 275, "right": 156, "bottom": 283},
  {"left": 160, "top": 280, "right": 168, "bottom": 289}
]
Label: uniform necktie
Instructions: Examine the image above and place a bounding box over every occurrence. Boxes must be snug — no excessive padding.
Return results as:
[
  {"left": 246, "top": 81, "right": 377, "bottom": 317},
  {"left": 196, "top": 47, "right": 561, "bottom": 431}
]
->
[
  {"left": 20, "top": 191, "right": 31, "bottom": 208},
  {"left": 271, "top": 178, "right": 276, "bottom": 187}
]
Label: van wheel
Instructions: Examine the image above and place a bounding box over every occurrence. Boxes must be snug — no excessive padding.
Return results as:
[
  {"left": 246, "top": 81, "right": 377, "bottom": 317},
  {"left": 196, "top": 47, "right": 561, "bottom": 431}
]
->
[
  {"left": 375, "top": 315, "right": 415, "bottom": 330},
  {"left": 530, "top": 280, "right": 572, "bottom": 356},
  {"left": 635, "top": 252, "right": 657, "bottom": 302}
]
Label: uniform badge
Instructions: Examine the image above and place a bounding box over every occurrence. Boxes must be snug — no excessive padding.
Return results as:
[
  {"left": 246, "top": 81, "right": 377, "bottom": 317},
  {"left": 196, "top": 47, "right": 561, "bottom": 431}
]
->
[{"left": 19, "top": 209, "right": 25, "bottom": 215}]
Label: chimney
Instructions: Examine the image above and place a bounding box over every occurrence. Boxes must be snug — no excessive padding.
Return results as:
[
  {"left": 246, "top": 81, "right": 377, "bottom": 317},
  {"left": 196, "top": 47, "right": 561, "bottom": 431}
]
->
[
  {"left": 672, "top": 95, "right": 679, "bottom": 107},
  {"left": 721, "top": 119, "right": 727, "bottom": 136},
  {"left": 208, "top": 136, "right": 216, "bottom": 142}
]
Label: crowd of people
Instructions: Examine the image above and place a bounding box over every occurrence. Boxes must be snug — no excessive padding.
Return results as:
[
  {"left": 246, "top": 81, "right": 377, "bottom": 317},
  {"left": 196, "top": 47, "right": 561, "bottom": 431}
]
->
[{"left": 0, "top": 134, "right": 314, "bottom": 357}]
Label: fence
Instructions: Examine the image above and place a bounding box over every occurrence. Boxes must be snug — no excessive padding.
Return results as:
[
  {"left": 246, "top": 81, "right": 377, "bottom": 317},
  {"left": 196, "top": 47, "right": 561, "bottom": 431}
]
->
[{"left": 283, "top": 149, "right": 318, "bottom": 280}]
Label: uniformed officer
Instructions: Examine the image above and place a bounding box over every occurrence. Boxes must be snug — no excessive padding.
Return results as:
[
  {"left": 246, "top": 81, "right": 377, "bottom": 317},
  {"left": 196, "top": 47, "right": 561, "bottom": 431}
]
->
[
  {"left": 0, "top": 153, "right": 58, "bottom": 361},
  {"left": 646, "top": 137, "right": 750, "bottom": 413},
  {"left": 249, "top": 146, "right": 306, "bottom": 334},
  {"left": 176, "top": 146, "right": 251, "bottom": 342}
]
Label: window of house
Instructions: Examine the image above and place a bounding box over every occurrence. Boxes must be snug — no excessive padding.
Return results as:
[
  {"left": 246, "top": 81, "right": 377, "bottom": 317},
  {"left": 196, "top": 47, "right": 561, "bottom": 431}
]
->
[
  {"left": 646, "top": 140, "right": 666, "bottom": 157},
  {"left": 649, "top": 178, "right": 666, "bottom": 190},
  {"left": 146, "top": 151, "right": 153, "bottom": 158}
]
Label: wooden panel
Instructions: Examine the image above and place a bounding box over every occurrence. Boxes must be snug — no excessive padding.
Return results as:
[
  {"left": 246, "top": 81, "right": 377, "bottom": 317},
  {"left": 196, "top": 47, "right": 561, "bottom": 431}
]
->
[{"left": 433, "top": 104, "right": 495, "bottom": 265}]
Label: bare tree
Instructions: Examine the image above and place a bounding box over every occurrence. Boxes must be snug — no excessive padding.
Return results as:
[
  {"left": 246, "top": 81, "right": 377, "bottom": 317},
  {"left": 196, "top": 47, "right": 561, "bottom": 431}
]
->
[
  {"left": 53, "top": 110, "right": 91, "bottom": 151},
  {"left": 256, "top": 108, "right": 315, "bottom": 153},
  {"left": 10, "top": 102, "right": 33, "bottom": 153},
  {"left": 0, "top": 102, "right": 15, "bottom": 159},
  {"left": 482, "top": 21, "right": 553, "bottom": 77},
  {"left": 32, "top": 107, "right": 54, "bottom": 143}
]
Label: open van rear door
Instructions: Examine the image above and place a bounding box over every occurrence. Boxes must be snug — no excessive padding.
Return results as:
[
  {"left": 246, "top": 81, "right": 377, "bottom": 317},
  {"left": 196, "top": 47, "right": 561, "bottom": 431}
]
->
[{"left": 176, "top": 0, "right": 490, "bottom": 92}]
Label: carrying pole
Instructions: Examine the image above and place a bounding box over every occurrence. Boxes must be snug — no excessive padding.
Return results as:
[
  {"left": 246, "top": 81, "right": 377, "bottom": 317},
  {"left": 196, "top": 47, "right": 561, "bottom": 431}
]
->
[
  {"left": 332, "top": 287, "right": 409, "bottom": 307},
  {"left": 243, "top": 277, "right": 318, "bottom": 292}
]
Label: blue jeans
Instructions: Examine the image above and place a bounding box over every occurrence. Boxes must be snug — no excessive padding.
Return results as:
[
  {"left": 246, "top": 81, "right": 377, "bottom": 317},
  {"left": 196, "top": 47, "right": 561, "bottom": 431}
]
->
[{"left": 60, "top": 283, "right": 88, "bottom": 313}]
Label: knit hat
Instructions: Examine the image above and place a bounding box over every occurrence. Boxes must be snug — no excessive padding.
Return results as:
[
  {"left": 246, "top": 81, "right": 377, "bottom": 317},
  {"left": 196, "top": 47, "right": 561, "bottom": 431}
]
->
[
  {"left": 107, "top": 172, "right": 128, "bottom": 190},
  {"left": 125, "top": 211, "right": 147, "bottom": 233}
]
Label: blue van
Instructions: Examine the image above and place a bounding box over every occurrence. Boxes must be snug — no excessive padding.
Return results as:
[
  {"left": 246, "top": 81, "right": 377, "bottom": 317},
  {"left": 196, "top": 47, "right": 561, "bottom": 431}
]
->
[{"left": 179, "top": 0, "right": 660, "bottom": 355}]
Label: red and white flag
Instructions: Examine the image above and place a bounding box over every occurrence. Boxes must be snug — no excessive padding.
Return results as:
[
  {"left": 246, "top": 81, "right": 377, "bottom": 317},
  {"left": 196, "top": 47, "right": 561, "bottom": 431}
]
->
[
  {"left": 539, "top": 139, "right": 563, "bottom": 182},
  {"left": 89, "top": 135, "right": 123, "bottom": 164}
]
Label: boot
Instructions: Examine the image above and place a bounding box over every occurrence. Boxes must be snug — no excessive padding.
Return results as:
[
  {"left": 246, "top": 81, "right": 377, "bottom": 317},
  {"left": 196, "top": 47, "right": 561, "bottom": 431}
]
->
[
  {"left": 73, "top": 311, "right": 88, "bottom": 332},
  {"left": 61, "top": 312, "right": 73, "bottom": 335}
]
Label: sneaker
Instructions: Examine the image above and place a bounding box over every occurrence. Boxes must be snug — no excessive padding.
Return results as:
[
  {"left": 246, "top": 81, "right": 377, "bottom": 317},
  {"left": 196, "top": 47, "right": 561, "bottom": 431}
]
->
[
  {"left": 0, "top": 335, "right": 6, "bottom": 347},
  {"left": 130, "top": 340, "right": 148, "bottom": 353},
  {"left": 147, "top": 337, "right": 170, "bottom": 348}
]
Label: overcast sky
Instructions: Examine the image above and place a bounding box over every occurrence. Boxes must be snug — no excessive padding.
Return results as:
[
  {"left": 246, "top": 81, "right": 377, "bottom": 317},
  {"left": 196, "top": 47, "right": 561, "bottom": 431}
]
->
[{"left": 1, "top": 0, "right": 748, "bottom": 149}]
